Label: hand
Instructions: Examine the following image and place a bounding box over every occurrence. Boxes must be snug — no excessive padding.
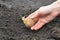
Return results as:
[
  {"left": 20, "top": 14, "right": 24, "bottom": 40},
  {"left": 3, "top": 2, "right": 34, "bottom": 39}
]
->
[{"left": 26, "top": 1, "right": 60, "bottom": 30}]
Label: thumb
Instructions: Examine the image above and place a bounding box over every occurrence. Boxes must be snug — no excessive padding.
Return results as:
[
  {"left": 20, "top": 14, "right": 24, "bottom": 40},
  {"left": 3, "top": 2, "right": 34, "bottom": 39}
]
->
[{"left": 30, "top": 5, "right": 53, "bottom": 19}]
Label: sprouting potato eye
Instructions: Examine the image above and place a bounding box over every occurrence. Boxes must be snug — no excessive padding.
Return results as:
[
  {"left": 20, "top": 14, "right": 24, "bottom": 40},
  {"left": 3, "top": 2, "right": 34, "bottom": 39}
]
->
[{"left": 22, "top": 16, "right": 35, "bottom": 28}]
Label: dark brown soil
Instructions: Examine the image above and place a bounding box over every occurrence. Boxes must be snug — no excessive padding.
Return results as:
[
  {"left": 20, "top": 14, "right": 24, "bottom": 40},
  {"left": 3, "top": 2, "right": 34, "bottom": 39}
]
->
[{"left": 0, "top": 0, "right": 60, "bottom": 40}]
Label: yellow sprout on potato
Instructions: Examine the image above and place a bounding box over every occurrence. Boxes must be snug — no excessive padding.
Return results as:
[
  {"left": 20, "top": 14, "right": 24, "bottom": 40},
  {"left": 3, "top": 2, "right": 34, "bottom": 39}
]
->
[{"left": 22, "top": 16, "right": 35, "bottom": 28}]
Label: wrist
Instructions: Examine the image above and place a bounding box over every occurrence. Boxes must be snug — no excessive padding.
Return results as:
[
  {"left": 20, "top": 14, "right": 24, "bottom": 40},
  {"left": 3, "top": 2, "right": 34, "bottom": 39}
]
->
[{"left": 49, "top": 1, "right": 60, "bottom": 10}]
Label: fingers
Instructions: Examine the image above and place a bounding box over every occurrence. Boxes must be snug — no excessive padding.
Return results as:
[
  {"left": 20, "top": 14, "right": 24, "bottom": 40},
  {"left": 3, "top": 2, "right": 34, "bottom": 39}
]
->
[
  {"left": 31, "top": 19, "right": 45, "bottom": 30},
  {"left": 26, "top": 10, "right": 40, "bottom": 24}
]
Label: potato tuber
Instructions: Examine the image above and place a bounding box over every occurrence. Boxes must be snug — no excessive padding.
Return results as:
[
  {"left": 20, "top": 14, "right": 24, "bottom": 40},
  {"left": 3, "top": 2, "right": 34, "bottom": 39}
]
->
[{"left": 22, "top": 16, "right": 35, "bottom": 28}]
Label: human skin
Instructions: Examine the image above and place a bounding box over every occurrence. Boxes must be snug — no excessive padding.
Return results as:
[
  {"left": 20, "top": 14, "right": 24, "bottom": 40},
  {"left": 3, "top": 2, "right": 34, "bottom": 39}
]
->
[{"left": 26, "top": 0, "right": 60, "bottom": 30}]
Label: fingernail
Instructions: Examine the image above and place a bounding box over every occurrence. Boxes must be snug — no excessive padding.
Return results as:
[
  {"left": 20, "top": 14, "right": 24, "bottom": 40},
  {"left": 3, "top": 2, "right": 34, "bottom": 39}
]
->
[
  {"left": 31, "top": 27, "right": 34, "bottom": 30},
  {"left": 30, "top": 16, "right": 34, "bottom": 19}
]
